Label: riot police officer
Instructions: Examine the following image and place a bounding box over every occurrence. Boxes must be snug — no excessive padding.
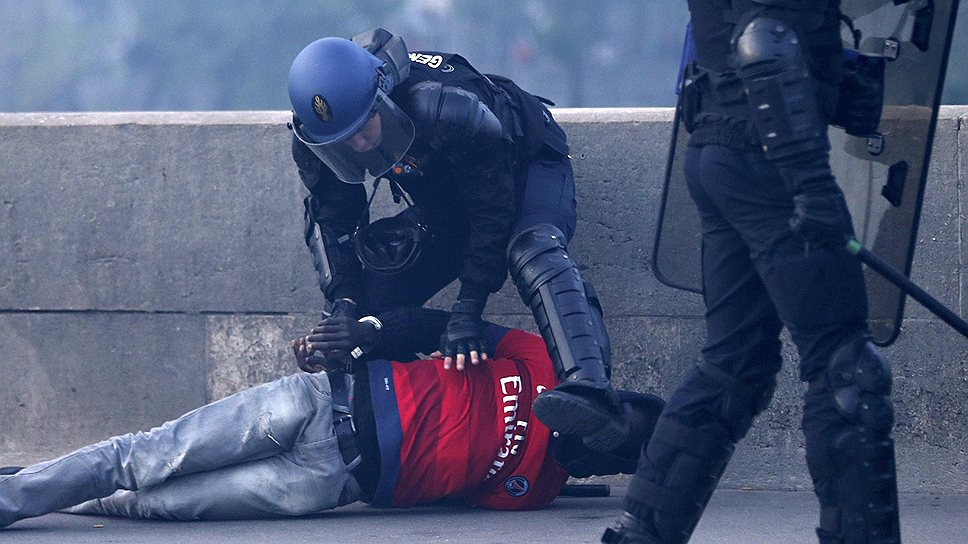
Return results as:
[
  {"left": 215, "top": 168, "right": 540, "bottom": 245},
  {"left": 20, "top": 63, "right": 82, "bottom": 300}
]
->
[
  {"left": 287, "top": 29, "right": 627, "bottom": 451},
  {"left": 604, "top": 2, "right": 900, "bottom": 543}
]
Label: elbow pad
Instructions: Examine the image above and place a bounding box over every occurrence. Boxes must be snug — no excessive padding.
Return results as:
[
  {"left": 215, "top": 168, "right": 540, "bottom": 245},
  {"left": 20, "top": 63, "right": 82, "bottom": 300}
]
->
[
  {"left": 733, "top": 17, "right": 829, "bottom": 162},
  {"left": 408, "top": 81, "right": 504, "bottom": 153}
]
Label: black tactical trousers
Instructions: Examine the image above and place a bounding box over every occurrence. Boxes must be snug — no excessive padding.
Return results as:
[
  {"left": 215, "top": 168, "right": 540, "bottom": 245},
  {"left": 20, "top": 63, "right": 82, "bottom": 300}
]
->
[
  {"left": 683, "top": 144, "right": 869, "bottom": 383},
  {"left": 619, "top": 144, "right": 895, "bottom": 543}
]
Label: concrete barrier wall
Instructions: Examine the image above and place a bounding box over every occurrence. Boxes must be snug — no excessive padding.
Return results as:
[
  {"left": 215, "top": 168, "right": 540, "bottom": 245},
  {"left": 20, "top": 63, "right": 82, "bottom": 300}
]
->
[{"left": 0, "top": 108, "right": 965, "bottom": 493}]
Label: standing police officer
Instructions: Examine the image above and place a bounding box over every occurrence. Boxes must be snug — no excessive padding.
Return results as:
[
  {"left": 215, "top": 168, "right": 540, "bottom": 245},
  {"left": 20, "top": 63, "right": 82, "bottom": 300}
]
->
[
  {"left": 604, "top": 2, "right": 900, "bottom": 543},
  {"left": 287, "top": 29, "right": 627, "bottom": 450}
]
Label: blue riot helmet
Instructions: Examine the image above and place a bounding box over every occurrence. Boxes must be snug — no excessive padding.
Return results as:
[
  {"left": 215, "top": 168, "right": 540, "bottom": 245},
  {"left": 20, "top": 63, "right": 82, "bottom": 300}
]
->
[{"left": 288, "top": 37, "right": 415, "bottom": 184}]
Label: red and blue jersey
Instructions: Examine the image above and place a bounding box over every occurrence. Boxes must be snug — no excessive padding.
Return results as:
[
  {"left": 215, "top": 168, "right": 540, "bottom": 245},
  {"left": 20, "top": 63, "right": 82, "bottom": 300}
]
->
[{"left": 365, "top": 324, "right": 568, "bottom": 510}]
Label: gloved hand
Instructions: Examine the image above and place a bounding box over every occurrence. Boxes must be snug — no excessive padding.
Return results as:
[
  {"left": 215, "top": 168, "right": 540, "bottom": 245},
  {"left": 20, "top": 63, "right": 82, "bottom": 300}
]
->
[
  {"left": 789, "top": 189, "right": 854, "bottom": 248},
  {"left": 437, "top": 300, "right": 487, "bottom": 370},
  {"left": 832, "top": 52, "right": 884, "bottom": 136}
]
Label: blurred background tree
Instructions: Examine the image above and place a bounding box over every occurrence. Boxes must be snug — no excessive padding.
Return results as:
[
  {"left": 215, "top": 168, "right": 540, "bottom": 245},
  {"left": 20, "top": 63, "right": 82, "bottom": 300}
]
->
[{"left": 0, "top": 0, "right": 964, "bottom": 111}]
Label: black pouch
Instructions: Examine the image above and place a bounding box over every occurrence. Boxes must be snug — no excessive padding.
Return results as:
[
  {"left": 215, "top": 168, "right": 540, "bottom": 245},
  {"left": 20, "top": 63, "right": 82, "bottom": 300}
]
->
[
  {"left": 486, "top": 73, "right": 569, "bottom": 159},
  {"left": 832, "top": 50, "right": 885, "bottom": 136}
]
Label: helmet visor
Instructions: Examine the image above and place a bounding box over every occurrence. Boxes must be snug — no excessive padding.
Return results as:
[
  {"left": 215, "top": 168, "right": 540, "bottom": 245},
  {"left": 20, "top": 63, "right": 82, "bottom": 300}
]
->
[{"left": 292, "top": 90, "right": 415, "bottom": 184}]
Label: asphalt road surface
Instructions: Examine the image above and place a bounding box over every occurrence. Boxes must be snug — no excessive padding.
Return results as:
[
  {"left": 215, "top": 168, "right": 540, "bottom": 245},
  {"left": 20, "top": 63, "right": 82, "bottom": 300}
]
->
[{"left": 4, "top": 488, "right": 967, "bottom": 543}]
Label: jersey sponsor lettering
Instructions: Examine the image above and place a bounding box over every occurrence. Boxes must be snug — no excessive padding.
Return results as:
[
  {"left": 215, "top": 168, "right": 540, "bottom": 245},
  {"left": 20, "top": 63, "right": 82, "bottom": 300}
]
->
[
  {"left": 371, "top": 327, "right": 568, "bottom": 510},
  {"left": 486, "top": 374, "right": 528, "bottom": 480}
]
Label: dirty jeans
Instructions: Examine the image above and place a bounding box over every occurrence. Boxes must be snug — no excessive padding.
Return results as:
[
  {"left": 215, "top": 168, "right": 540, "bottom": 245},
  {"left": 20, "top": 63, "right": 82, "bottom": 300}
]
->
[{"left": 0, "top": 372, "right": 362, "bottom": 527}]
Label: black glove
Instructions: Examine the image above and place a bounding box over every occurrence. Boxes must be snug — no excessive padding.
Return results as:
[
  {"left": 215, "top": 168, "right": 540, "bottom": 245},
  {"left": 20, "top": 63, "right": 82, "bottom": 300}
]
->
[
  {"left": 439, "top": 300, "right": 486, "bottom": 368},
  {"left": 789, "top": 189, "right": 853, "bottom": 248},
  {"left": 832, "top": 52, "right": 884, "bottom": 137}
]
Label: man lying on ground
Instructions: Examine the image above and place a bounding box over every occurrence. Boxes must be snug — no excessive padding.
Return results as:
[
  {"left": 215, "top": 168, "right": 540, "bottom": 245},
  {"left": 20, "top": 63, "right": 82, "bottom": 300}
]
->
[{"left": 0, "top": 306, "right": 663, "bottom": 527}]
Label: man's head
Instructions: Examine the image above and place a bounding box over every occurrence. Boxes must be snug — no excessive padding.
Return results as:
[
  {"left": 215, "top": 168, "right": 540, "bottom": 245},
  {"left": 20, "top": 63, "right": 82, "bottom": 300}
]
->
[
  {"left": 288, "top": 36, "right": 415, "bottom": 184},
  {"left": 553, "top": 391, "right": 665, "bottom": 478}
]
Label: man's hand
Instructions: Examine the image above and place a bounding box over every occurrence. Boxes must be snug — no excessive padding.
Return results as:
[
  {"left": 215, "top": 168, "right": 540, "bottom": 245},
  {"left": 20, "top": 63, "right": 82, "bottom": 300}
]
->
[
  {"left": 436, "top": 300, "right": 488, "bottom": 371},
  {"left": 292, "top": 298, "right": 376, "bottom": 374},
  {"left": 790, "top": 190, "right": 853, "bottom": 248},
  {"left": 304, "top": 315, "right": 380, "bottom": 363},
  {"left": 291, "top": 335, "right": 325, "bottom": 373}
]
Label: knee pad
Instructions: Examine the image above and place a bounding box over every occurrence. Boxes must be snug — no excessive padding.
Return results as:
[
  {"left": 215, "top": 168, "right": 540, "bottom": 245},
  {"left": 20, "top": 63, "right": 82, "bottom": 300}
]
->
[
  {"left": 805, "top": 335, "right": 899, "bottom": 543},
  {"left": 507, "top": 223, "right": 611, "bottom": 387},
  {"left": 825, "top": 335, "right": 894, "bottom": 432}
]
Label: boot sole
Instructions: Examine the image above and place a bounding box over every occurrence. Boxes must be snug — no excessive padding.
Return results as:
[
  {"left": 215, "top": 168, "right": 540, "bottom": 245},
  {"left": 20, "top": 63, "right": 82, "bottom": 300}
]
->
[{"left": 532, "top": 390, "right": 629, "bottom": 451}]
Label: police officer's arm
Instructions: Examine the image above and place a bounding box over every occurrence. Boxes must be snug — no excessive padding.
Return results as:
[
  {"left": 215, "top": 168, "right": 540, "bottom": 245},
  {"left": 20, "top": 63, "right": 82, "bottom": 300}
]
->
[
  {"left": 408, "top": 81, "right": 515, "bottom": 305},
  {"left": 407, "top": 81, "right": 515, "bottom": 367},
  {"left": 291, "top": 134, "right": 368, "bottom": 304}
]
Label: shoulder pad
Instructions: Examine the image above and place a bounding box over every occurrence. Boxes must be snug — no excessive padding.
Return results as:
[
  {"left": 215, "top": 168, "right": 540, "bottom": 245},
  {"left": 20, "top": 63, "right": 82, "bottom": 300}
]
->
[{"left": 408, "top": 82, "right": 503, "bottom": 151}]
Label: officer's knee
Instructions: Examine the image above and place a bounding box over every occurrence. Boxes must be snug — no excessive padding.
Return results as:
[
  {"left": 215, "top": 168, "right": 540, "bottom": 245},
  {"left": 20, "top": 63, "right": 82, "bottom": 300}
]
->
[
  {"left": 803, "top": 334, "right": 896, "bottom": 486},
  {"left": 506, "top": 223, "right": 572, "bottom": 300},
  {"left": 823, "top": 334, "right": 894, "bottom": 431},
  {"left": 803, "top": 335, "right": 899, "bottom": 541}
]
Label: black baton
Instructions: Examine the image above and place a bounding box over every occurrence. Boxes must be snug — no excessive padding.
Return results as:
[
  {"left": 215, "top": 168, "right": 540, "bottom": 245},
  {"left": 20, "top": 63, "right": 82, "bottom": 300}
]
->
[{"left": 845, "top": 238, "right": 968, "bottom": 339}]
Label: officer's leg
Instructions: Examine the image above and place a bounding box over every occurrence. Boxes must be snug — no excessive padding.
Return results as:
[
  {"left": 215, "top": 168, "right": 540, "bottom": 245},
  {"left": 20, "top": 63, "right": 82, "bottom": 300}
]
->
[
  {"left": 752, "top": 194, "right": 900, "bottom": 541},
  {"left": 768, "top": 265, "right": 900, "bottom": 543},
  {"left": 509, "top": 156, "right": 627, "bottom": 451},
  {"left": 0, "top": 373, "right": 331, "bottom": 527},
  {"left": 729, "top": 133, "right": 900, "bottom": 543},
  {"left": 605, "top": 145, "right": 785, "bottom": 543}
]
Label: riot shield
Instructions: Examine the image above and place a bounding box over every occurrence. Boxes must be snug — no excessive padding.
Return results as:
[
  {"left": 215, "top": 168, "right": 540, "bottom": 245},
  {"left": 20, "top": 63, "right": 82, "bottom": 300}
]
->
[{"left": 652, "top": 0, "right": 960, "bottom": 346}]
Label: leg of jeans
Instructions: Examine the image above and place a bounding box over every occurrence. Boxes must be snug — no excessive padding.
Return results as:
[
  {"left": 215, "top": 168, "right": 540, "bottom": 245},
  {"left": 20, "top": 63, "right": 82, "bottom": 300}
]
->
[
  {"left": 64, "top": 380, "right": 360, "bottom": 520},
  {"left": 0, "top": 373, "right": 331, "bottom": 527}
]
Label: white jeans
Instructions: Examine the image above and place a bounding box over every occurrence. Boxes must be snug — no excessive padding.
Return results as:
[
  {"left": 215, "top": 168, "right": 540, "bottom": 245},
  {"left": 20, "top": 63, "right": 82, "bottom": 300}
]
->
[{"left": 0, "top": 373, "right": 362, "bottom": 526}]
